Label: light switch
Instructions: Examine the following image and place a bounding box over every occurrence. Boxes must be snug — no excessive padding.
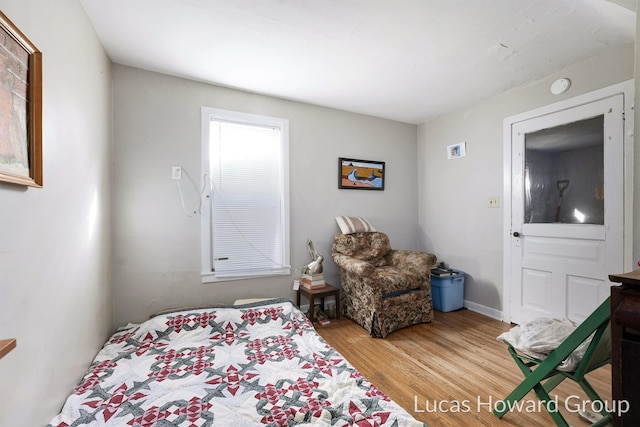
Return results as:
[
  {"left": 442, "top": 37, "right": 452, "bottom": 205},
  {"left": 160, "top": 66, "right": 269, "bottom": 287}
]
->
[{"left": 172, "top": 166, "right": 182, "bottom": 180}]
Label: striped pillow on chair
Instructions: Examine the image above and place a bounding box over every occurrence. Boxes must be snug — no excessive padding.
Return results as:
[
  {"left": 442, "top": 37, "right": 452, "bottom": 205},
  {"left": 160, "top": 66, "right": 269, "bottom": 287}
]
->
[{"left": 335, "top": 216, "right": 376, "bottom": 234}]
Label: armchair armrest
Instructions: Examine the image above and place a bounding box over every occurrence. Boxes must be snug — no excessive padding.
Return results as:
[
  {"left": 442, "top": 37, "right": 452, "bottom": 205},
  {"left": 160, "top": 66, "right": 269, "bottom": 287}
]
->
[
  {"left": 332, "top": 254, "right": 375, "bottom": 277},
  {"left": 386, "top": 250, "right": 436, "bottom": 279}
]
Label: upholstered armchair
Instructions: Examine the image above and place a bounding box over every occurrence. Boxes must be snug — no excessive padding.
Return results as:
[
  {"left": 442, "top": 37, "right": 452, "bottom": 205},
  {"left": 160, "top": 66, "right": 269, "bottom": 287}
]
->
[{"left": 332, "top": 232, "right": 436, "bottom": 338}]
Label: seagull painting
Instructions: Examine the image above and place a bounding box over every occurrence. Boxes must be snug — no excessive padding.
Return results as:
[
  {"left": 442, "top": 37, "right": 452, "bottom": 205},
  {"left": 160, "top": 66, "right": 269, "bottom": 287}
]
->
[
  {"left": 339, "top": 158, "right": 385, "bottom": 190},
  {"left": 347, "top": 168, "right": 382, "bottom": 188}
]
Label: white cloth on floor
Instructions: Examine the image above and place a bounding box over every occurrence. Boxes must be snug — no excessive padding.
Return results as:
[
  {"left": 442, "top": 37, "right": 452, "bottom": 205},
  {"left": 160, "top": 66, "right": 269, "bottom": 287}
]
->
[{"left": 497, "top": 318, "right": 592, "bottom": 372}]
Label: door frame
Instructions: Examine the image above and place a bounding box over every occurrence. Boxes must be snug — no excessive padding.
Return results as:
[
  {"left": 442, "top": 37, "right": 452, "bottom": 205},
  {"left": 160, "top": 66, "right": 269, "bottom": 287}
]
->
[{"left": 502, "top": 79, "right": 634, "bottom": 323}]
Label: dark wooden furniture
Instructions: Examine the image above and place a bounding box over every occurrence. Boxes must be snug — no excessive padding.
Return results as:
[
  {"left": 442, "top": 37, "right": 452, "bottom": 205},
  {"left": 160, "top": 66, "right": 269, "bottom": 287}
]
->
[
  {"left": 0, "top": 338, "right": 16, "bottom": 359},
  {"left": 296, "top": 283, "right": 340, "bottom": 322},
  {"left": 609, "top": 270, "right": 640, "bottom": 427}
]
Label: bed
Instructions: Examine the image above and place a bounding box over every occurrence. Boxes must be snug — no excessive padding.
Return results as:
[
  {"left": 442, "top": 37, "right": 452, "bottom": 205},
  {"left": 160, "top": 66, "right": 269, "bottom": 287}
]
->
[{"left": 48, "top": 298, "right": 424, "bottom": 426}]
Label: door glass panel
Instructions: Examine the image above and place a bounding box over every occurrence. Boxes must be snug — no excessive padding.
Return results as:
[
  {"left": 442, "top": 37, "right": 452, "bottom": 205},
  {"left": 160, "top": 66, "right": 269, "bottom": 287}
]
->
[{"left": 524, "top": 116, "right": 604, "bottom": 225}]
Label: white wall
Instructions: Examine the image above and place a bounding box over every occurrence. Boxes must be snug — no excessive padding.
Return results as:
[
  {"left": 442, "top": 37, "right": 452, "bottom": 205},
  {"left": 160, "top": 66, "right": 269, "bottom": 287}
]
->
[
  {"left": 112, "top": 65, "right": 419, "bottom": 327},
  {"left": 0, "top": 1, "right": 112, "bottom": 426},
  {"left": 417, "top": 44, "right": 635, "bottom": 316}
]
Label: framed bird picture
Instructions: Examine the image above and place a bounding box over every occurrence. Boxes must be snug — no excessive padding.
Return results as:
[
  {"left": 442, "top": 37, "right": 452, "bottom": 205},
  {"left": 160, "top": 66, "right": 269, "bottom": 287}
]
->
[{"left": 338, "top": 157, "right": 385, "bottom": 190}]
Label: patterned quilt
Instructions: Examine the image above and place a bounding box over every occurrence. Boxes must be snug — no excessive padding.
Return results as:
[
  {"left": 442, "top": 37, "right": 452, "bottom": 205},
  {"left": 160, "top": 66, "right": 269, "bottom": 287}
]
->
[{"left": 48, "top": 299, "right": 425, "bottom": 426}]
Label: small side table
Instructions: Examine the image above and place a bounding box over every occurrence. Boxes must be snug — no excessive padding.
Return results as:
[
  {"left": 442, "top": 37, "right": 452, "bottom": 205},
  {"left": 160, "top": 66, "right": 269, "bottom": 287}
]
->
[{"left": 297, "top": 283, "right": 341, "bottom": 322}]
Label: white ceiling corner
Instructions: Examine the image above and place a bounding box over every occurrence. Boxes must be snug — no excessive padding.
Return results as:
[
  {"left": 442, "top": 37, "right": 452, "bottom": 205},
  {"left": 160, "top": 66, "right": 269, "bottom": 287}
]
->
[{"left": 80, "top": 0, "right": 636, "bottom": 124}]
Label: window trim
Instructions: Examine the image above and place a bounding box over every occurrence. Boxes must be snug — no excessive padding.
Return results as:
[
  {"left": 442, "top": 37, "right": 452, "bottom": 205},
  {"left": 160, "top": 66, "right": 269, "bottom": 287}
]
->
[{"left": 200, "top": 107, "right": 290, "bottom": 283}]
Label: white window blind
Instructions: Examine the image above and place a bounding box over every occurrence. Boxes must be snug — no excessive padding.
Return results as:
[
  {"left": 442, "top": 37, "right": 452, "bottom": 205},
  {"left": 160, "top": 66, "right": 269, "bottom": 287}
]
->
[{"left": 201, "top": 108, "right": 290, "bottom": 282}]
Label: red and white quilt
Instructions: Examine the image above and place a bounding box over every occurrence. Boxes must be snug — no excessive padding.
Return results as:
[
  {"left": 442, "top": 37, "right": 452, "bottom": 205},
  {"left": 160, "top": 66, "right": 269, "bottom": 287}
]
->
[{"left": 48, "top": 299, "right": 424, "bottom": 426}]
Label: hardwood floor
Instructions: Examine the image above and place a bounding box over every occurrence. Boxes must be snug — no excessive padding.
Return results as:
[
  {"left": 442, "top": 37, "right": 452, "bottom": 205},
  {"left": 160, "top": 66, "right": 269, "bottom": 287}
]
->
[{"left": 315, "top": 308, "right": 611, "bottom": 427}]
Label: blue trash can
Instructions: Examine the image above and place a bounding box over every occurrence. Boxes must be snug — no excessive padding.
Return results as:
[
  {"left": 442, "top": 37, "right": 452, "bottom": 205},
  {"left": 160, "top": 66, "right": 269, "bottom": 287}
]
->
[{"left": 430, "top": 270, "right": 465, "bottom": 312}]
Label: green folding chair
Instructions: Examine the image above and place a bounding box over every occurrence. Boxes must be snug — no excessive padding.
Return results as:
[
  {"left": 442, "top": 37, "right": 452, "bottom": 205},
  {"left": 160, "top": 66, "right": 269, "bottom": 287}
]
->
[{"left": 494, "top": 297, "right": 612, "bottom": 427}]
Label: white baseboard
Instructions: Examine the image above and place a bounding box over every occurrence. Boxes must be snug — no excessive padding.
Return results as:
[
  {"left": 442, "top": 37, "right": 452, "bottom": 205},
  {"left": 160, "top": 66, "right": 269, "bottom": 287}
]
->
[
  {"left": 303, "top": 298, "right": 504, "bottom": 322},
  {"left": 463, "top": 300, "right": 504, "bottom": 322}
]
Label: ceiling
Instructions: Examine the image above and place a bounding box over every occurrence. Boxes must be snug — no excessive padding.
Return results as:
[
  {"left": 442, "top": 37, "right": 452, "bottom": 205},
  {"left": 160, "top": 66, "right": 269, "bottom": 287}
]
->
[{"left": 80, "top": 0, "right": 635, "bottom": 124}]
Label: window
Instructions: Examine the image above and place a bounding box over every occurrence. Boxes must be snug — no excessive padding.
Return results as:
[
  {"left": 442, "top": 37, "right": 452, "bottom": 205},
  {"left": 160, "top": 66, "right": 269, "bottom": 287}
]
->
[
  {"left": 201, "top": 107, "right": 290, "bottom": 282},
  {"left": 524, "top": 116, "right": 604, "bottom": 225}
]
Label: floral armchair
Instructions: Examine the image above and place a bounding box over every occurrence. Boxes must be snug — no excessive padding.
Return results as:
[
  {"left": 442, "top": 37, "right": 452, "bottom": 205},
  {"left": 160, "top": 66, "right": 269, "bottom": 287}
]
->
[{"left": 332, "top": 232, "right": 436, "bottom": 338}]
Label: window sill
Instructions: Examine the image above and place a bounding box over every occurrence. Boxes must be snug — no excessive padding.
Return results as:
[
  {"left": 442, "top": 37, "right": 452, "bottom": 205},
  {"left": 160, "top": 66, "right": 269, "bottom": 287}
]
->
[{"left": 201, "top": 269, "right": 290, "bottom": 283}]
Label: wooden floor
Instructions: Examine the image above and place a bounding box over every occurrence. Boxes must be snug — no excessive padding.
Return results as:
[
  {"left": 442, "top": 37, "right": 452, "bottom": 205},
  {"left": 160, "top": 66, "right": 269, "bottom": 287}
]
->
[{"left": 315, "top": 308, "right": 611, "bottom": 427}]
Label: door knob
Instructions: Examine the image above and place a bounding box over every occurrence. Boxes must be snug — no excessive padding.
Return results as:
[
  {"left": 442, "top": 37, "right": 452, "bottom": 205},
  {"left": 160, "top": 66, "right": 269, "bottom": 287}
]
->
[{"left": 513, "top": 232, "right": 520, "bottom": 238}]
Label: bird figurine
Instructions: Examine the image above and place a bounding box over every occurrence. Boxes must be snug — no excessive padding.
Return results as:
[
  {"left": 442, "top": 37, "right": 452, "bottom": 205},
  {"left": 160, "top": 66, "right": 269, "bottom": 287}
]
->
[{"left": 304, "top": 239, "right": 324, "bottom": 274}]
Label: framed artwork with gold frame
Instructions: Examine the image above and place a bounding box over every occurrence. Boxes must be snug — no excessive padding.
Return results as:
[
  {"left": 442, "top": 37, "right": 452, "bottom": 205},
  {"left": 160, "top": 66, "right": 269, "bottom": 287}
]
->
[{"left": 0, "top": 10, "right": 42, "bottom": 187}]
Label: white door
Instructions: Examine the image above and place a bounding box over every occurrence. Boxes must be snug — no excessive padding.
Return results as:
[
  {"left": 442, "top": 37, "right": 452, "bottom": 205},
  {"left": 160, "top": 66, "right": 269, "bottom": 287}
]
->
[{"left": 508, "top": 94, "right": 625, "bottom": 325}]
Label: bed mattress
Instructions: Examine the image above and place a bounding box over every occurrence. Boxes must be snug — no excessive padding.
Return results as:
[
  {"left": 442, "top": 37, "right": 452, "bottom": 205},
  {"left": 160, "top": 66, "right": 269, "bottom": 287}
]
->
[{"left": 48, "top": 298, "right": 424, "bottom": 426}]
